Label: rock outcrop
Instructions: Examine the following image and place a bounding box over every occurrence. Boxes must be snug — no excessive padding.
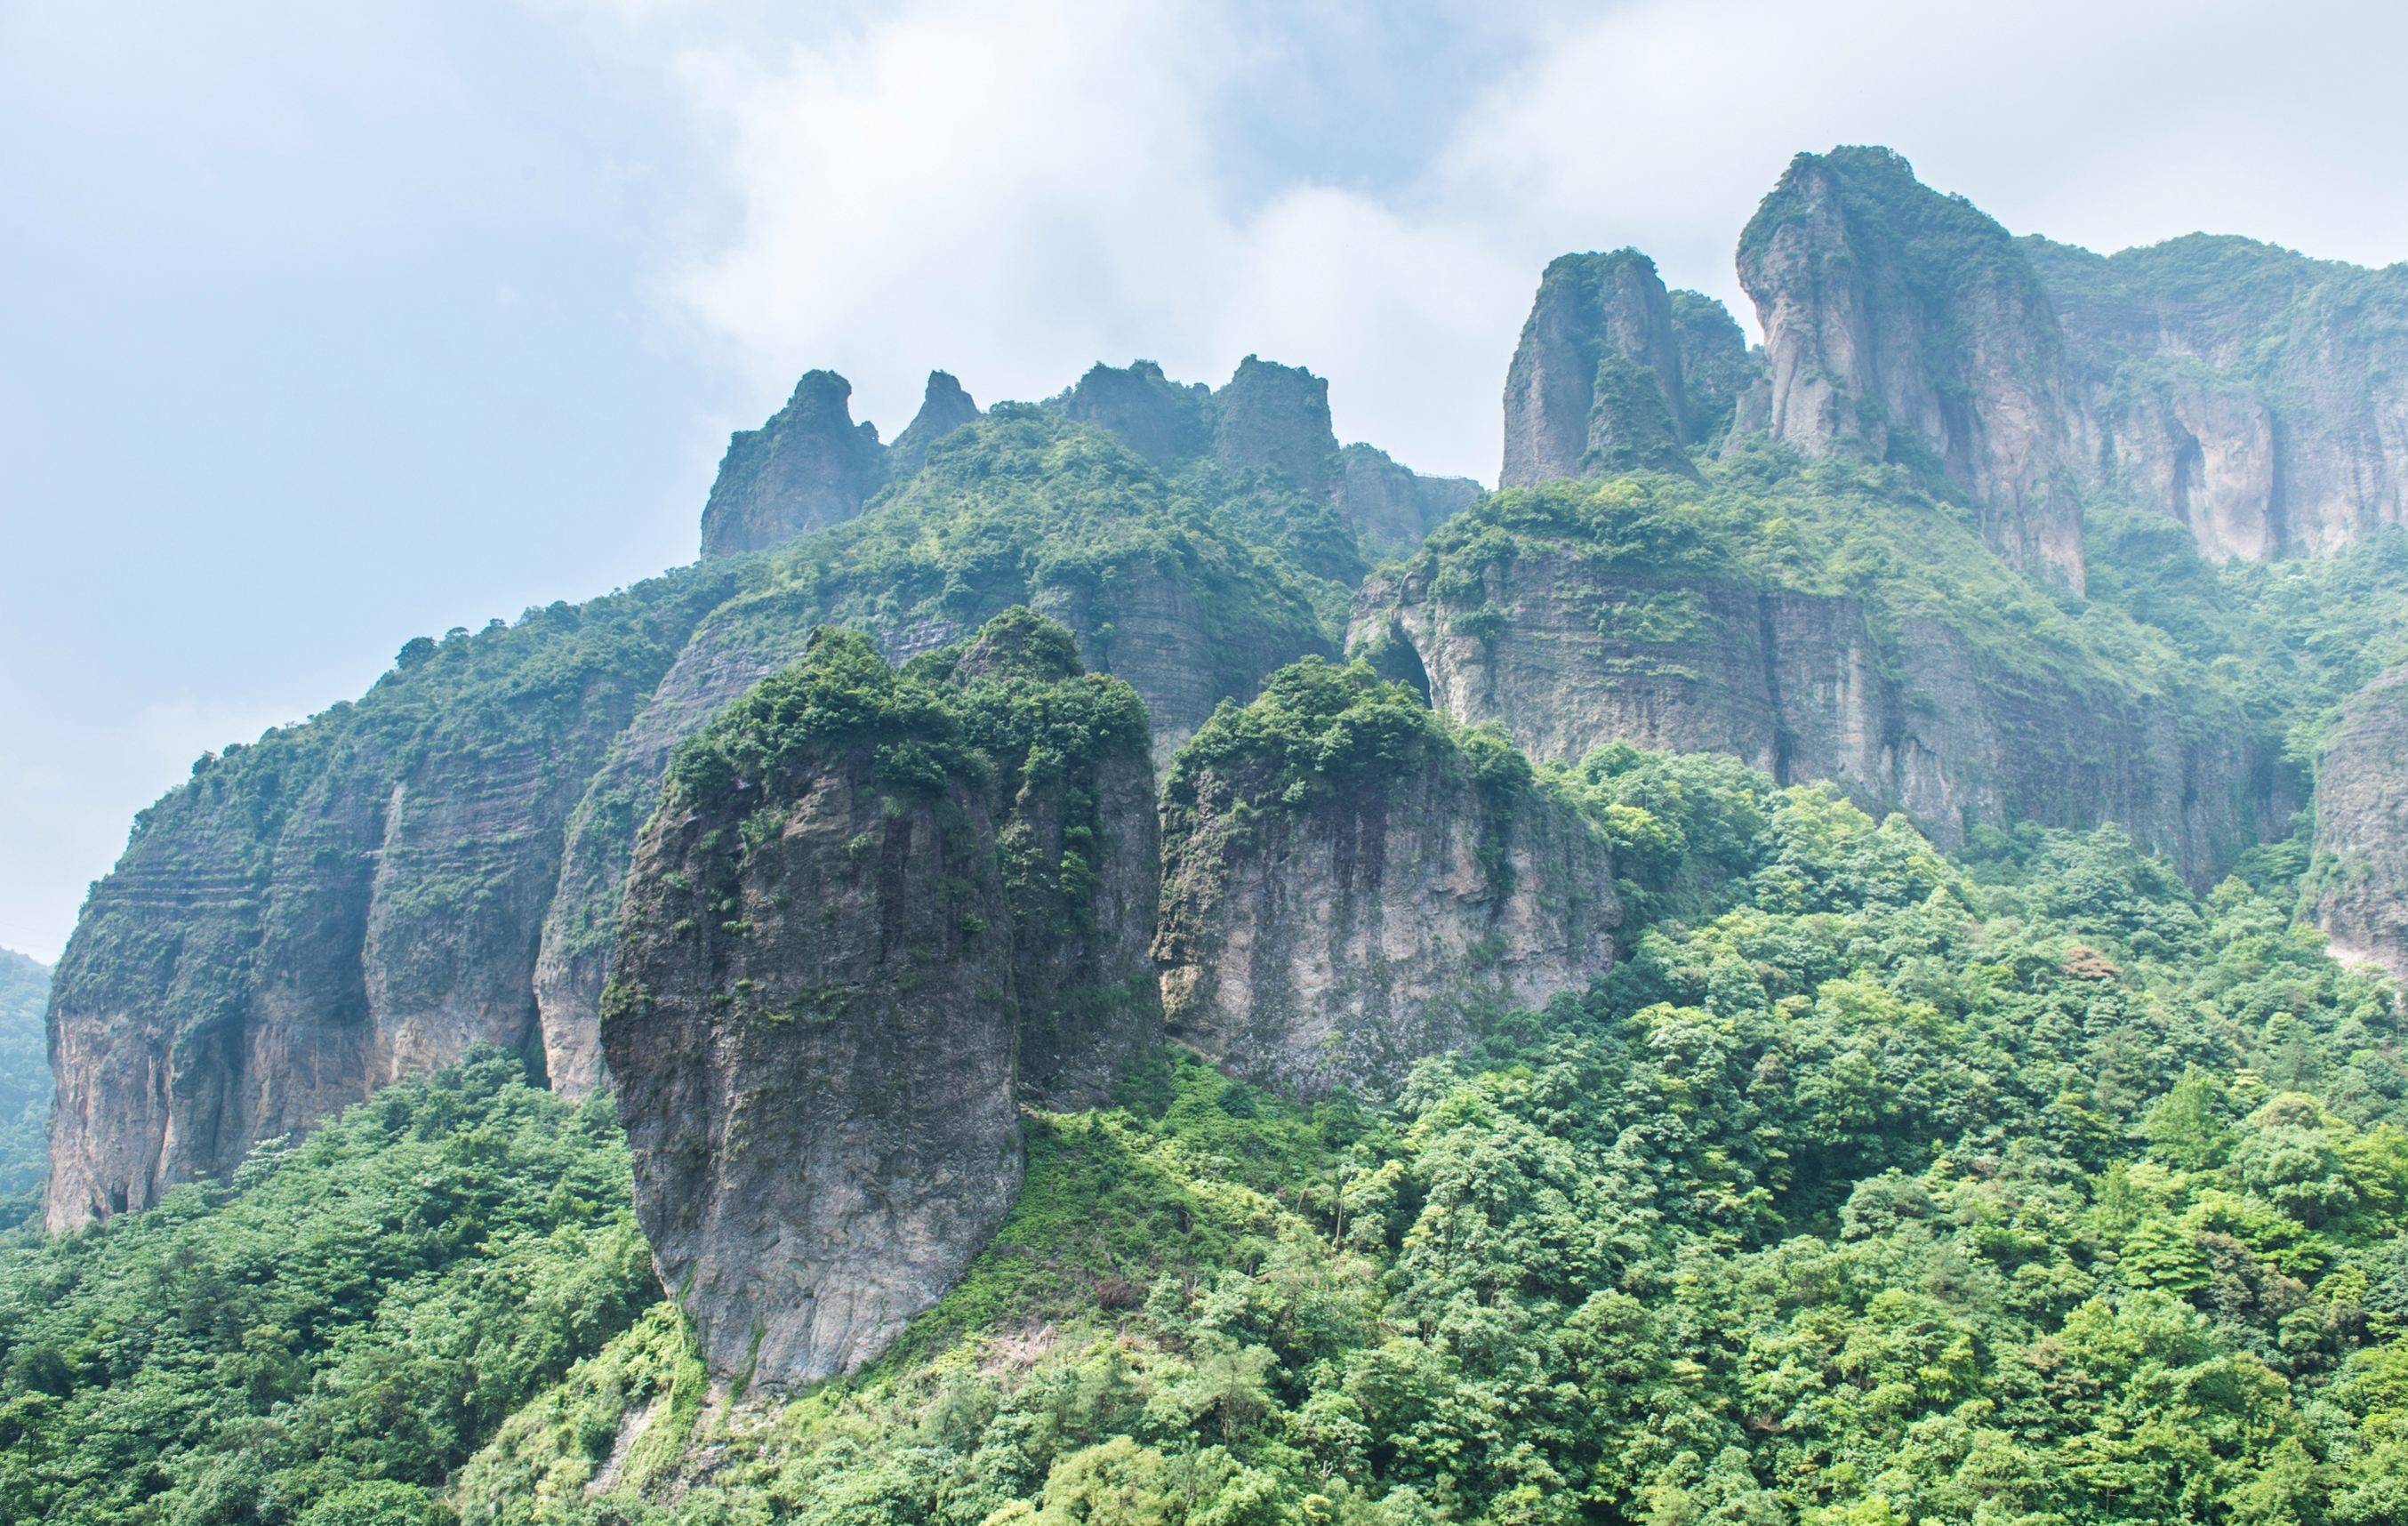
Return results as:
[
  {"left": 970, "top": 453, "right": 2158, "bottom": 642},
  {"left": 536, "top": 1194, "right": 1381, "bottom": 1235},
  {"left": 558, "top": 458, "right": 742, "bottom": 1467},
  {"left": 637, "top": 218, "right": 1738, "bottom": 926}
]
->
[
  {"left": 699, "top": 371, "right": 889, "bottom": 558},
  {"left": 1349, "top": 488, "right": 2293, "bottom": 884},
  {"left": 1056, "top": 360, "right": 1214, "bottom": 469},
  {"left": 1737, "top": 148, "right": 2086, "bottom": 590},
  {"left": 1329, "top": 444, "right": 1481, "bottom": 557},
  {"left": 1213, "top": 356, "right": 1337, "bottom": 495},
  {"left": 887, "top": 370, "right": 982, "bottom": 477},
  {"left": 915, "top": 609, "right": 1164, "bottom": 1106},
  {"left": 1502, "top": 250, "right": 1699, "bottom": 485},
  {"left": 44, "top": 580, "right": 720, "bottom": 1230},
  {"left": 534, "top": 409, "right": 1334, "bottom": 1095},
  {"left": 602, "top": 617, "right": 1160, "bottom": 1389},
  {"left": 2029, "top": 234, "right": 2408, "bottom": 559},
  {"left": 1155, "top": 659, "right": 1619, "bottom": 1098},
  {"left": 2309, "top": 667, "right": 2408, "bottom": 978}
]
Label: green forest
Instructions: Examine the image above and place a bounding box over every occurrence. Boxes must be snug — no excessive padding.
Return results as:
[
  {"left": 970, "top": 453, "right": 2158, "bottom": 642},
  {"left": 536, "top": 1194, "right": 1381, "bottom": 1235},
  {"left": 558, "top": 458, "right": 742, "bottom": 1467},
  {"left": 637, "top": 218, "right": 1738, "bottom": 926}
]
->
[{"left": 8, "top": 737, "right": 2408, "bottom": 1522}]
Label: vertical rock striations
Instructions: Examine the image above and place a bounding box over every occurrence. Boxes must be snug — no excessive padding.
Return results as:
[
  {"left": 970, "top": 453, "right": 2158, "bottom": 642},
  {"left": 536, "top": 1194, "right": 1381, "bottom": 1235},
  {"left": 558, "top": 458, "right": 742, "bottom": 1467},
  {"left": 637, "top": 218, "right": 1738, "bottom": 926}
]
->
[
  {"left": 699, "top": 370, "right": 889, "bottom": 558},
  {"left": 1502, "top": 250, "right": 1700, "bottom": 485},
  {"left": 1348, "top": 477, "right": 2292, "bottom": 884},
  {"left": 2029, "top": 233, "right": 2408, "bottom": 559},
  {"left": 1213, "top": 355, "right": 1337, "bottom": 495},
  {"left": 1669, "top": 289, "right": 1756, "bottom": 450},
  {"left": 1155, "top": 659, "right": 1620, "bottom": 1098},
  {"left": 534, "top": 408, "right": 1336, "bottom": 1094},
  {"left": 601, "top": 633, "right": 1021, "bottom": 1390},
  {"left": 2308, "top": 667, "right": 2408, "bottom": 978},
  {"left": 1056, "top": 360, "right": 1214, "bottom": 469},
  {"left": 1737, "top": 148, "right": 2085, "bottom": 590},
  {"left": 601, "top": 615, "right": 1161, "bottom": 1390},
  {"left": 915, "top": 609, "right": 1164, "bottom": 1107}
]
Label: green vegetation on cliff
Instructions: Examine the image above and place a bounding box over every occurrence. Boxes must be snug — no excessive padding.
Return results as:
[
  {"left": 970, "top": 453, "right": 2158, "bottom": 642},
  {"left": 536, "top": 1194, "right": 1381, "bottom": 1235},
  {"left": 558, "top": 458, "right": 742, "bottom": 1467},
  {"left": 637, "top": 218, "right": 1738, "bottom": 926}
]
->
[
  {"left": 0, "top": 950, "right": 49, "bottom": 1217},
  {"left": 2083, "top": 505, "right": 2408, "bottom": 762},
  {"left": 732, "top": 406, "right": 1339, "bottom": 667},
  {"left": 16, "top": 736, "right": 2408, "bottom": 1523},
  {"left": 451, "top": 757, "right": 2407, "bottom": 1526},
  {"left": 1409, "top": 445, "right": 2198, "bottom": 707}
]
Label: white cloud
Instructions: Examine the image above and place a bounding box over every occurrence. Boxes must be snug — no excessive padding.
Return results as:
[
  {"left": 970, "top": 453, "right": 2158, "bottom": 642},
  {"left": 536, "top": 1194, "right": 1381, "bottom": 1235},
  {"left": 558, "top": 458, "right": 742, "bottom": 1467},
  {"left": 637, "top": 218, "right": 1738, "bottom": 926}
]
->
[{"left": 614, "top": 0, "right": 2408, "bottom": 486}]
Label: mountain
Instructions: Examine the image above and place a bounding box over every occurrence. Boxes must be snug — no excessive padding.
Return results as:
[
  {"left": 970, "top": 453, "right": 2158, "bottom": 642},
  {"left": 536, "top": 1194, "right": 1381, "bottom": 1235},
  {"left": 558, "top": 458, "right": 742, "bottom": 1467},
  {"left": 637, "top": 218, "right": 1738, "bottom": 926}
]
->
[
  {"left": 15, "top": 142, "right": 2408, "bottom": 1526},
  {"left": 43, "top": 365, "right": 1464, "bottom": 1230}
]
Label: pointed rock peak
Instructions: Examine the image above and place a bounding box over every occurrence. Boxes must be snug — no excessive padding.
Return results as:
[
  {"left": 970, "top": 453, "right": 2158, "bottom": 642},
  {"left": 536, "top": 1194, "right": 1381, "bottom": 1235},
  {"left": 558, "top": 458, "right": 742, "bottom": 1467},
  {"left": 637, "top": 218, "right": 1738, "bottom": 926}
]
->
[
  {"left": 888, "top": 369, "right": 983, "bottom": 475},
  {"left": 1502, "top": 245, "right": 1697, "bottom": 486},
  {"left": 1212, "top": 354, "right": 1336, "bottom": 495},
  {"left": 785, "top": 366, "right": 857, "bottom": 414},
  {"left": 700, "top": 367, "right": 889, "bottom": 559},
  {"left": 943, "top": 606, "right": 1087, "bottom": 687},
  {"left": 1057, "top": 360, "right": 1213, "bottom": 468},
  {"left": 1738, "top": 144, "right": 2083, "bottom": 590}
]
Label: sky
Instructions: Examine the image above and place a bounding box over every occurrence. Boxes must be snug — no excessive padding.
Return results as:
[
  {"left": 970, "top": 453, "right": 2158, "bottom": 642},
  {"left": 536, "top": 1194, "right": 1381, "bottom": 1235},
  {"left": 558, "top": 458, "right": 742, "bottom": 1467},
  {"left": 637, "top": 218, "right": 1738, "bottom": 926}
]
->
[{"left": 4, "top": 0, "right": 2406, "bottom": 962}]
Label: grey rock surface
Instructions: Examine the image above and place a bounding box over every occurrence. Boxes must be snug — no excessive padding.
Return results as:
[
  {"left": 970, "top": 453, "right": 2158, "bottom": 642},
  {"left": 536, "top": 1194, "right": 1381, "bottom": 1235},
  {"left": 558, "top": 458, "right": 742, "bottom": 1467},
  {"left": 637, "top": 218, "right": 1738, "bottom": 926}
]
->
[{"left": 699, "top": 371, "right": 888, "bottom": 558}]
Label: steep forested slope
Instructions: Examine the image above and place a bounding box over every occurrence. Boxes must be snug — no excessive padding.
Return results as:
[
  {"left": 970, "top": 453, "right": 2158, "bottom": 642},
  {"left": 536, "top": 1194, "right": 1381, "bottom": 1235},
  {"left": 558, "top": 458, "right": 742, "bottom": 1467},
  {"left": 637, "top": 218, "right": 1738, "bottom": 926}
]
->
[
  {"left": 20, "top": 141, "right": 2408, "bottom": 1526},
  {"left": 0, "top": 950, "right": 50, "bottom": 1219}
]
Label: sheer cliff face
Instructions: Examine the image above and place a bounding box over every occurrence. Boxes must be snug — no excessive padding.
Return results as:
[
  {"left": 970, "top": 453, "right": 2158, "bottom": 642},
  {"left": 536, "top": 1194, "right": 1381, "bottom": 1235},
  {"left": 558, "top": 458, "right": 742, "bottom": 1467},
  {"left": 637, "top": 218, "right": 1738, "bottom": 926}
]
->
[
  {"left": 699, "top": 370, "right": 889, "bottom": 558},
  {"left": 1057, "top": 361, "right": 1214, "bottom": 469},
  {"left": 604, "top": 729, "right": 1023, "bottom": 1392},
  {"left": 1738, "top": 149, "right": 2086, "bottom": 591},
  {"left": 601, "top": 621, "right": 1160, "bottom": 1390},
  {"left": 1330, "top": 445, "right": 1481, "bottom": 558},
  {"left": 1214, "top": 356, "right": 1338, "bottom": 495},
  {"left": 2310, "top": 668, "right": 2408, "bottom": 978},
  {"left": 45, "top": 582, "right": 717, "bottom": 1231},
  {"left": 2030, "top": 235, "right": 2408, "bottom": 559},
  {"left": 535, "top": 415, "right": 1334, "bottom": 1094},
  {"left": 1154, "top": 663, "right": 1619, "bottom": 1099},
  {"left": 1351, "top": 542, "right": 2288, "bottom": 884},
  {"left": 1502, "top": 251, "right": 1698, "bottom": 485}
]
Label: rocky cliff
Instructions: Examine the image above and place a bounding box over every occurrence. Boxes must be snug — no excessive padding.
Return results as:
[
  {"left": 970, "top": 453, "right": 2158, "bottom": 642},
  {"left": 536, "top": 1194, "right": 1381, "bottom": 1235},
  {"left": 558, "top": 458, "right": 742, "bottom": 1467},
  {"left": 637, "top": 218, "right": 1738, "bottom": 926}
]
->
[
  {"left": 2309, "top": 666, "right": 2408, "bottom": 978},
  {"left": 601, "top": 617, "right": 1159, "bottom": 1389},
  {"left": 887, "top": 370, "right": 982, "bottom": 477},
  {"left": 2028, "top": 234, "right": 2408, "bottom": 559},
  {"left": 44, "top": 577, "right": 725, "bottom": 1229},
  {"left": 1213, "top": 355, "right": 1336, "bottom": 495},
  {"left": 1737, "top": 148, "right": 2086, "bottom": 590},
  {"left": 50, "top": 393, "right": 1337, "bottom": 1223},
  {"left": 1056, "top": 360, "right": 1215, "bottom": 469},
  {"left": 1058, "top": 357, "right": 1472, "bottom": 565},
  {"left": 1348, "top": 467, "right": 2292, "bottom": 882},
  {"left": 1155, "top": 658, "right": 1619, "bottom": 1098},
  {"left": 1501, "top": 250, "right": 1700, "bottom": 485},
  {"left": 534, "top": 409, "right": 1333, "bottom": 1093},
  {"left": 699, "top": 370, "right": 889, "bottom": 558},
  {"left": 1329, "top": 444, "right": 1481, "bottom": 557}
]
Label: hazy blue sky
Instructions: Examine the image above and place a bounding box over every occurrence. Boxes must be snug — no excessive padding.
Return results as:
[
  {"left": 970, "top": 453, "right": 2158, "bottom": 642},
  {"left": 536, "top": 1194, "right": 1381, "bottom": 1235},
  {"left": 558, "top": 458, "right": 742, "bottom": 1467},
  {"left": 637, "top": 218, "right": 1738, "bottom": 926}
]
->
[{"left": 6, "top": 0, "right": 2407, "bottom": 960}]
